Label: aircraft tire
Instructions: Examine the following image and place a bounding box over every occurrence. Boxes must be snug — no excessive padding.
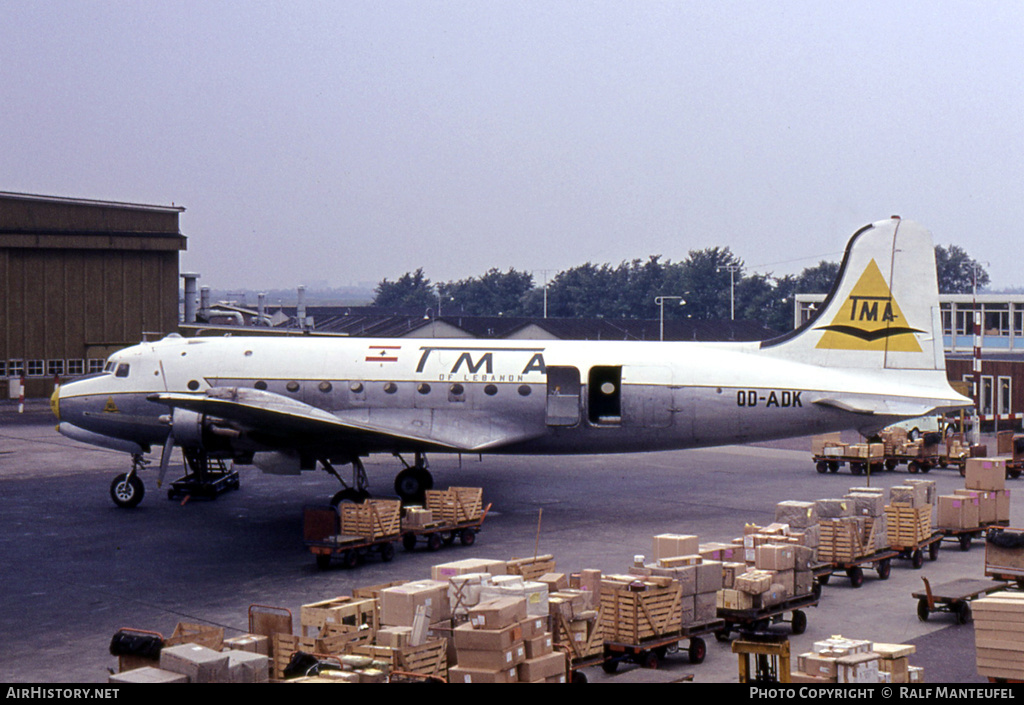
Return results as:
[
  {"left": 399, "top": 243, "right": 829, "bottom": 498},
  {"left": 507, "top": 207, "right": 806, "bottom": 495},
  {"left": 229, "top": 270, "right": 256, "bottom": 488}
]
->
[
  {"left": 395, "top": 467, "right": 432, "bottom": 504},
  {"left": 110, "top": 473, "right": 144, "bottom": 508},
  {"left": 331, "top": 488, "right": 367, "bottom": 506}
]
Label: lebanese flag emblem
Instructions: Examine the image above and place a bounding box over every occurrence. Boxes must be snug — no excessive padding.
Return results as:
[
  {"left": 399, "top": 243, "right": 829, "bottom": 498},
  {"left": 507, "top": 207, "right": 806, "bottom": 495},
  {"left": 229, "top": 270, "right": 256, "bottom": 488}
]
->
[{"left": 366, "top": 345, "right": 401, "bottom": 363}]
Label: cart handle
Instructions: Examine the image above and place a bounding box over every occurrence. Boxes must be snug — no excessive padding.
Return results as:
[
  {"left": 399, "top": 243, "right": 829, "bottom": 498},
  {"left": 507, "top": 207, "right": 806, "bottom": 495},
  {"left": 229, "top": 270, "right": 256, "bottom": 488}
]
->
[{"left": 920, "top": 577, "right": 935, "bottom": 610}]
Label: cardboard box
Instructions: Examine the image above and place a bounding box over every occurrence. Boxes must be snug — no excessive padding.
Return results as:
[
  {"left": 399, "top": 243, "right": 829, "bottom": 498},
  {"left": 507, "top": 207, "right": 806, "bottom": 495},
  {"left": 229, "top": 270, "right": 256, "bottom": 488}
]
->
[
  {"left": 652, "top": 534, "right": 699, "bottom": 560},
  {"left": 431, "top": 558, "right": 507, "bottom": 581},
  {"left": 776, "top": 500, "right": 818, "bottom": 529},
  {"left": 468, "top": 596, "right": 528, "bottom": 630},
  {"left": 937, "top": 495, "right": 979, "bottom": 530},
  {"left": 453, "top": 621, "right": 522, "bottom": 651},
  {"left": 108, "top": 666, "right": 190, "bottom": 684},
  {"left": 517, "top": 651, "right": 566, "bottom": 682},
  {"left": 524, "top": 633, "right": 553, "bottom": 659},
  {"left": 380, "top": 580, "right": 450, "bottom": 626},
  {"left": 223, "top": 634, "right": 268, "bottom": 655},
  {"left": 966, "top": 457, "right": 1007, "bottom": 492},
  {"left": 837, "top": 652, "right": 879, "bottom": 684},
  {"left": 457, "top": 643, "right": 526, "bottom": 670},
  {"left": 448, "top": 665, "right": 519, "bottom": 683},
  {"left": 159, "top": 643, "right": 229, "bottom": 683},
  {"left": 225, "top": 650, "right": 269, "bottom": 683},
  {"left": 756, "top": 544, "right": 795, "bottom": 571}
]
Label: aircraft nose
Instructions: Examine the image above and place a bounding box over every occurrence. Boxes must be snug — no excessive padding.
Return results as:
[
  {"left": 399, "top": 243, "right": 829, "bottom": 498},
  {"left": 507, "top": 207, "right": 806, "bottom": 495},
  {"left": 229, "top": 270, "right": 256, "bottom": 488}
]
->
[{"left": 50, "top": 386, "right": 61, "bottom": 421}]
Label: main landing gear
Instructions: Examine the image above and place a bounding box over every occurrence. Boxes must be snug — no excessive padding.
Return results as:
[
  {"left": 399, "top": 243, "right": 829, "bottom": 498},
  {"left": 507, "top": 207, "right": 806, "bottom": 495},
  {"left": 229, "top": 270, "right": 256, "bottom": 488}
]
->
[
  {"left": 393, "top": 452, "right": 433, "bottom": 505},
  {"left": 321, "top": 453, "right": 435, "bottom": 506}
]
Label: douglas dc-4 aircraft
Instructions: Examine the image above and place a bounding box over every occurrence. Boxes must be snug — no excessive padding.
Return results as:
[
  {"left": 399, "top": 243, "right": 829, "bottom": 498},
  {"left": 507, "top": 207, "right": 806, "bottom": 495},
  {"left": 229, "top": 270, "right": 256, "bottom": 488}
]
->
[{"left": 53, "top": 217, "right": 971, "bottom": 508}]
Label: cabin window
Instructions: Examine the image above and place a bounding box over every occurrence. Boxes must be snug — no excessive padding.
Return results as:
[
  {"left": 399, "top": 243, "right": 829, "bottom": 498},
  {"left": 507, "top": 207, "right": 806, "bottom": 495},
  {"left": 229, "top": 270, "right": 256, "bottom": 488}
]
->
[
  {"left": 286, "top": 381, "right": 300, "bottom": 392},
  {"left": 518, "top": 385, "right": 532, "bottom": 397},
  {"left": 484, "top": 384, "right": 498, "bottom": 396},
  {"left": 384, "top": 382, "right": 398, "bottom": 394},
  {"left": 255, "top": 380, "right": 268, "bottom": 390},
  {"left": 187, "top": 379, "right": 200, "bottom": 390},
  {"left": 449, "top": 383, "right": 466, "bottom": 402},
  {"left": 417, "top": 383, "right": 431, "bottom": 394},
  {"left": 115, "top": 364, "right": 130, "bottom": 378},
  {"left": 318, "top": 381, "right": 333, "bottom": 393}
]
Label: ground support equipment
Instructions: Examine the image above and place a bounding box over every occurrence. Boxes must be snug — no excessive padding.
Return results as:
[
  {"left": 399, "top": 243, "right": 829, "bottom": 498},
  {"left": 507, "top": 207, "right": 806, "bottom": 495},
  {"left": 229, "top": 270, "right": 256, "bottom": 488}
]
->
[
  {"left": 600, "top": 619, "right": 723, "bottom": 674},
  {"left": 942, "top": 521, "right": 1009, "bottom": 552},
  {"left": 167, "top": 456, "right": 239, "bottom": 501},
  {"left": 400, "top": 503, "right": 491, "bottom": 552},
  {"left": 714, "top": 592, "right": 818, "bottom": 642},
  {"left": 813, "top": 549, "right": 899, "bottom": 588},
  {"left": 303, "top": 501, "right": 402, "bottom": 570},
  {"left": 913, "top": 576, "right": 1008, "bottom": 624},
  {"left": 891, "top": 531, "right": 944, "bottom": 568}
]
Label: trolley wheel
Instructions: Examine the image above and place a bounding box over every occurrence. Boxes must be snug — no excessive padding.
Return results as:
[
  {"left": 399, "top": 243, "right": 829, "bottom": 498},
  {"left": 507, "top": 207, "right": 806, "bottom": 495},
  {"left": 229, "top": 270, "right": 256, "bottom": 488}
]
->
[
  {"left": 959, "top": 534, "right": 972, "bottom": 551},
  {"left": 601, "top": 658, "right": 619, "bottom": 674},
  {"left": 379, "top": 542, "right": 395, "bottom": 562},
  {"left": 110, "top": 473, "right": 145, "bottom": 508},
  {"left": 571, "top": 670, "right": 588, "bottom": 684},
  {"left": 427, "top": 532, "right": 443, "bottom": 551},
  {"left": 917, "top": 598, "right": 930, "bottom": 622},
  {"left": 402, "top": 532, "right": 417, "bottom": 551},
  {"left": 341, "top": 549, "right": 360, "bottom": 569},
  {"left": 847, "top": 566, "right": 864, "bottom": 588},
  {"left": 828, "top": 462, "right": 840, "bottom": 473},
  {"left": 929, "top": 541, "right": 941, "bottom": 561},
  {"left": 956, "top": 601, "right": 972, "bottom": 625},
  {"left": 818, "top": 573, "right": 831, "bottom": 586},
  {"left": 642, "top": 650, "right": 660, "bottom": 669},
  {"left": 912, "top": 549, "right": 924, "bottom": 569},
  {"left": 908, "top": 461, "right": 920, "bottom": 474},
  {"left": 688, "top": 637, "right": 706, "bottom": 664},
  {"left": 850, "top": 462, "right": 864, "bottom": 475},
  {"left": 876, "top": 558, "right": 891, "bottom": 580},
  {"left": 460, "top": 528, "right": 477, "bottom": 546},
  {"left": 816, "top": 461, "right": 828, "bottom": 474},
  {"left": 442, "top": 531, "right": 457, "bottom": 546},
  {"left": 792, "top": 610, "right": 807, "bottom": 635}
]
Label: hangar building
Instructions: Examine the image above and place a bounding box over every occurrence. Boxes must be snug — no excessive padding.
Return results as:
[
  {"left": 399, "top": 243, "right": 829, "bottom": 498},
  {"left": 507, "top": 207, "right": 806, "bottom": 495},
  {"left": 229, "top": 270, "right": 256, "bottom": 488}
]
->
[{"left": 1, "top": 191, "right": 186, "bottom": 400}]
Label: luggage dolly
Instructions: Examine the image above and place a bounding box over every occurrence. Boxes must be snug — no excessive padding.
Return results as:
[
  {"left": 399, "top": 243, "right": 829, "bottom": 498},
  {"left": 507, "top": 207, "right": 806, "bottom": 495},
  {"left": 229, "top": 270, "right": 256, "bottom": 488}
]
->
[
  {"left": 601, "top": 620, "right": 722, "bottom": 674},
  {"left": 814, "top": 549, "right": 898, "bottom": 588},
  {"left": 891, "top": 532, "right": 943, "bottom": 568},
  {"left": 912, "top": 577, "right": 1008, "bottom": 624}
]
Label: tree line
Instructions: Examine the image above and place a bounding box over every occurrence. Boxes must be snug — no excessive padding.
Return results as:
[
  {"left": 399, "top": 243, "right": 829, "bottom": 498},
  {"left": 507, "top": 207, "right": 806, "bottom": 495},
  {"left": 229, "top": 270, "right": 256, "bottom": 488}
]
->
[{"left": 373, "top": 244, "right": 989, "bottom": 333}]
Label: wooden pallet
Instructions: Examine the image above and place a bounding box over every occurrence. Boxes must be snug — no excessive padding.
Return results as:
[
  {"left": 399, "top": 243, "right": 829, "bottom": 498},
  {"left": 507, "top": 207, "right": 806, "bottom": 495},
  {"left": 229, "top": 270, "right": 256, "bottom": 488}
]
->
[{"left": 506, "top": 554, "right": 557, "bottom": 580}]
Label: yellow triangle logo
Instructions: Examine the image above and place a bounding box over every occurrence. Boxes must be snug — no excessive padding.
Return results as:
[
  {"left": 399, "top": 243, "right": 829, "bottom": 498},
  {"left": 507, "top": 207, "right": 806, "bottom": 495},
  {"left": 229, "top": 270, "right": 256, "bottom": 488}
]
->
[
  {"left": 103, "top": 397, "right": 120, "bottom": 413},
  {"left": 815, "top": 259, "right": 923, "bottom": 352}
]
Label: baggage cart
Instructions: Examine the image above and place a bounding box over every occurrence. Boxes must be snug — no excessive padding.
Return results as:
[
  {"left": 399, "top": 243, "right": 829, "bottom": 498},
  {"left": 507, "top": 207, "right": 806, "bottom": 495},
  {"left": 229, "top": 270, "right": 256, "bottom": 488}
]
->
[
  {"left": 891, "top": 531, "right": 943, "bottom": 568},
  {"left": 984, "top": 527, "right": 1024, "bottom": 586},
  {"left": 600, "top": 618, "right": 723, "bottom": 674},
  {"left": 912, "top": 577, "right": 1008, "bottom": 624},
  {"left": 303, "top": 500, "right": 402, "bottom": 570},
  {"left": 400, "top": 502, "right": 492, "bottom": 552},
  {"left": 713, "top": 591, "right": 818, "bottom": 642},
  {"left": 814, "top": 549, "right": 898, "bottom": 588}
]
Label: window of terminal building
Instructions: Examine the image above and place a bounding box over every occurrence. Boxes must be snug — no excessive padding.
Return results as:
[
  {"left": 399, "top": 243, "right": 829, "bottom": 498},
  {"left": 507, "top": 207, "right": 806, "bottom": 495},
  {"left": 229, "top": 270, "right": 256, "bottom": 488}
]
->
[
  {"left": 88, "top": 359, "right": 105, "bottom": 374},
  {"left": 47, "top": 360, "right": 65, "bottom": 377},
  {"left": 8, "top": 360, "right": 24, "bottom": 377},
  {"left": 984, "top": 305, "right": 1009, "bottom": 336},
  {"left": 26, "top": 360, "right": 45, "bottom": 377},
  {"left": 67, "top": 360, "right": 85, "bottom": 376},
  {"left": 0, "top": 361, "right": 5, "bottom": 377}
]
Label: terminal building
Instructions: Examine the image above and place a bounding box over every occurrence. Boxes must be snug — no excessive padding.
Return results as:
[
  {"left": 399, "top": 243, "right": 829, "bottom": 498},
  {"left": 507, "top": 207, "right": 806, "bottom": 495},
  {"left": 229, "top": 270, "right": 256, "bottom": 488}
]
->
[{"left": 0, "top": 191, "right": 186, "bottom": 400}]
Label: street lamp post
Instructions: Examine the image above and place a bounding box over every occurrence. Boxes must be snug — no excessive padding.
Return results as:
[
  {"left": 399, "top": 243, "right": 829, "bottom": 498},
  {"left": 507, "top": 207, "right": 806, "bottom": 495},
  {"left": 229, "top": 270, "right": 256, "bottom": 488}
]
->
[
  {"left": 655, "top": 296, "right": 686, "bottom": 341},
  {"left": 717, "top": 264, "right": 741, "bottom": 320}
]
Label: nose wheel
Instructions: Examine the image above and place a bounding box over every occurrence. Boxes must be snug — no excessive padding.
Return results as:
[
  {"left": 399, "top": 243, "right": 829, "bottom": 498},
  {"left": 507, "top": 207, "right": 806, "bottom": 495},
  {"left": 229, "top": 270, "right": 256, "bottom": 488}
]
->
[{"left": 110, "top": 457, "right": 147, "bottom": 508}]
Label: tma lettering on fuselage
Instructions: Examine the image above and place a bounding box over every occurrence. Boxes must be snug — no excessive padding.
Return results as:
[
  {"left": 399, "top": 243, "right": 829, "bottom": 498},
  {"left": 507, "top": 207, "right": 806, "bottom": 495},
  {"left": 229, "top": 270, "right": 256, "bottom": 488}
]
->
[{"left": 53, "top": 217, "right": 971, "bottom": 508}]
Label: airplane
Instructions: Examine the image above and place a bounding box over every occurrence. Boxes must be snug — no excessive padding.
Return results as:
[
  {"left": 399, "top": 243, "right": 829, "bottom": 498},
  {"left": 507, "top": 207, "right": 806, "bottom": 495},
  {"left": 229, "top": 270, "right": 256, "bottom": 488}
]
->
[{"left": 52, "top": 216, "right": 972, "bottom": 508}]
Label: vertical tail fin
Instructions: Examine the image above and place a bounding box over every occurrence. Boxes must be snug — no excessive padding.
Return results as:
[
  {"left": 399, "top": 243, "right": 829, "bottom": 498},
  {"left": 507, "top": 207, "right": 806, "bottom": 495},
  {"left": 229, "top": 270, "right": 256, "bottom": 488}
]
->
[{"left": 761, "top": 217, "right": 946, "bottom": 372}]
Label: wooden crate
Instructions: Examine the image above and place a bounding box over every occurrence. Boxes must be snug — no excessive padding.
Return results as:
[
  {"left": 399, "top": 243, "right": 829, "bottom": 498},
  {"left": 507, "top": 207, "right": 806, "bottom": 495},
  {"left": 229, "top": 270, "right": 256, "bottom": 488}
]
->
[
  {"left": 819, "top": 518, "right": 869, "bottom": 563},
  {"left": 551, "top": 610, "right": 603, "bottom": 660},
  {"left": 886, "top": 504, "right": 932, "bottom": 547},
  {"left": 425, "top": 487, "right": 483, "bottom": 525},
  {"left": 273, "top": 632, "right": 362, "bottom": 680},
  {"left": 599, "top": 577, "right": 682, "bottom": 643},
  {"left": 347, "top": 639, "right": 448, "bottom": 680},
  {"left": 164, "top": 622, "right": 223, "bottom": 651},
  {"left": 506, "top": 554, "right": 556, "bottom": 581},
  {"left": 340, "top": 499, "right": 402, "bottom": 540},
  {"left": 301, "top": 596, "right": 378, "bottom": 637}
]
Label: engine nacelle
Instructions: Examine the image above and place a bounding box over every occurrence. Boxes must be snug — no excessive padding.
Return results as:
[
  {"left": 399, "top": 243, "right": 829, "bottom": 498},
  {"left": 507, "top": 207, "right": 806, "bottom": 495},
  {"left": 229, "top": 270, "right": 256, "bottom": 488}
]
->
[{"left": 169, "top": 408, "right": 239, "bottom": 458}]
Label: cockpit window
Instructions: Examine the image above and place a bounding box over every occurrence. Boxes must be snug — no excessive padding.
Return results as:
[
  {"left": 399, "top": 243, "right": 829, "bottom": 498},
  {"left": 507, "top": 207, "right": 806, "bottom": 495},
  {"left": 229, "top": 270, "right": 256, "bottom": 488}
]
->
[
  {"left": 104, "top": 361, "right": 116, "bottom": 372},
  {"left": 115, "top": 364, "right": 130, "bottom": 378}
]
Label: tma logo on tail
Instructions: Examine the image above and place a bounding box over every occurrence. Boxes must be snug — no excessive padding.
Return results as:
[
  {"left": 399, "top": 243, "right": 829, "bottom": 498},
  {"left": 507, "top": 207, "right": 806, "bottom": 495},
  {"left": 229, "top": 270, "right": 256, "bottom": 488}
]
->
[{"left": 815, "top": 259, "right": 924, "bottom": 352}]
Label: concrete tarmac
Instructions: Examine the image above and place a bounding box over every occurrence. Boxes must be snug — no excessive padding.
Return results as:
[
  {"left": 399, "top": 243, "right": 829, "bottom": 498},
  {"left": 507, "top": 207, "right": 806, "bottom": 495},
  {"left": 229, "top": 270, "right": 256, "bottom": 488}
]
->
[{"left": 0, "top": 401, "right": 1013, "bottom": 684}]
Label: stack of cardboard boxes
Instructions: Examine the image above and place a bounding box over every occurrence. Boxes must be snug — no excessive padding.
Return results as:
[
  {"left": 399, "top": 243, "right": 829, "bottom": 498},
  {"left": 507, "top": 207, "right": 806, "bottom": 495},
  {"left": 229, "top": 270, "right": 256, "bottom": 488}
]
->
[
  {"left": 974, "top": 591, "right": 1024, "bottom": 681},
  {"left": 633, "top": 533, "right": 723, "bottom": 626},
  {"left": 938, "top": 457, "right": 1011, "bottom": 531},
  {"left": 792, "top": 635, "right": 923, "bottom": 684}
]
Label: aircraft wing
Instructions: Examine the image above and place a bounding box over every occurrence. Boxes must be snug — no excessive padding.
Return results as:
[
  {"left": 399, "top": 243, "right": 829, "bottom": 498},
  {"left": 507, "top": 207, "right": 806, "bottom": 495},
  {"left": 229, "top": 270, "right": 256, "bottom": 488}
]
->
[{"left": 148, "top": 387, "right": 544, "bottom": 453}]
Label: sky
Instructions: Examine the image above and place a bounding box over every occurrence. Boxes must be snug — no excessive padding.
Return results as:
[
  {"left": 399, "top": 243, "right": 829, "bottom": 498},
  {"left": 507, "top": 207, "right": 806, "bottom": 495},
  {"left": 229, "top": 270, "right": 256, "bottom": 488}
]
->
[{"left": 2, "top": 1, "right": 1023, "bottom": 293}]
